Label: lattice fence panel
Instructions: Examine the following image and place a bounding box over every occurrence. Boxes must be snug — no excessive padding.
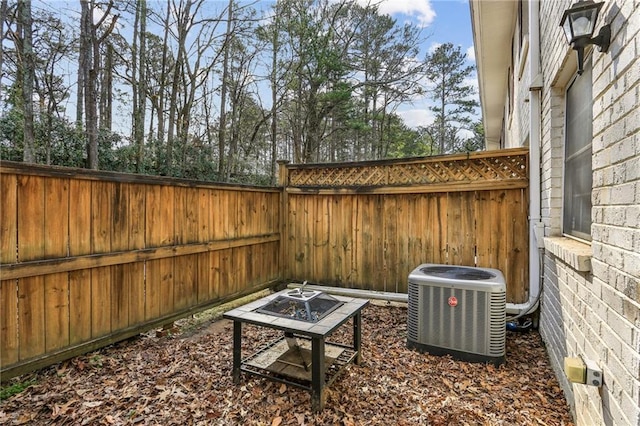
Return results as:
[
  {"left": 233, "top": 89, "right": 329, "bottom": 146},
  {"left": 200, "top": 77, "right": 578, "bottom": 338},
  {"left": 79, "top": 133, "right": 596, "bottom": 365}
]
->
[{"left": 287, "top": 151, "right": 528, "bottom": 187}]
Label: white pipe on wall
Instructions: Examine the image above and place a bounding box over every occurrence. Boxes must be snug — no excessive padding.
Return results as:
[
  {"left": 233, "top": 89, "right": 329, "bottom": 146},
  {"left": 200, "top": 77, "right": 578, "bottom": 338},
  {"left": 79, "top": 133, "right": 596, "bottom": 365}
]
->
[{"left": 506, "top": 0, "right": 544, "bottom": 316}]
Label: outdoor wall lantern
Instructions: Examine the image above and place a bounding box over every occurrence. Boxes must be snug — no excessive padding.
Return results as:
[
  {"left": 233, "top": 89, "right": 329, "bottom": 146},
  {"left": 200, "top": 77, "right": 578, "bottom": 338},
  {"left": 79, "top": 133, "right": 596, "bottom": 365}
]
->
[{"left": 560, "top": 0, "right": 611, "bottom": 75}]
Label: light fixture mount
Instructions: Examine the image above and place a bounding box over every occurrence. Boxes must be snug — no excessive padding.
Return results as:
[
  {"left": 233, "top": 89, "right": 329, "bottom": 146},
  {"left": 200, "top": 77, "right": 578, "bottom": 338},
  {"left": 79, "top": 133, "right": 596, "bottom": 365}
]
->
[{"left": 559, "top": 0, "right": 611, "bottom": 75}]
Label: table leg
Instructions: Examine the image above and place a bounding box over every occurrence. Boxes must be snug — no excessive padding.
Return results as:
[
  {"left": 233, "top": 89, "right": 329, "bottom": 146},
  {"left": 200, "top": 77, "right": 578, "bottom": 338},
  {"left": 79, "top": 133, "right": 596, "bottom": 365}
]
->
[
  {"left": 353, "top": 312, "right": 363, "bottom": 365},
  {"left": 232, "top": 320, "right": 242, "bottom": 384},
  {"left": 311, "top": 336, "right": 325, "bottom": 412}
]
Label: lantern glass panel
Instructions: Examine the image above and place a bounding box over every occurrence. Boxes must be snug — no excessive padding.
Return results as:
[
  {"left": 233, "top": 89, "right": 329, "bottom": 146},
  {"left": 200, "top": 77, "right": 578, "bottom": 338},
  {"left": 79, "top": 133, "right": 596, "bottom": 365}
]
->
[{"left": 570, "top": 9, "right": 596, "bottom": 38}]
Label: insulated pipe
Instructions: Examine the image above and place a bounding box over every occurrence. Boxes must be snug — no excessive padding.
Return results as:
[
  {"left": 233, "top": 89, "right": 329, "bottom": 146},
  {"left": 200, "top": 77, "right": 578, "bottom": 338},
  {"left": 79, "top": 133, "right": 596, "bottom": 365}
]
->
[
  {"left": 287, "top": 283, "right": 408, "bottom": 304},
  {"left": 506, "top": 0, "right": 543, "bottom": 316}
]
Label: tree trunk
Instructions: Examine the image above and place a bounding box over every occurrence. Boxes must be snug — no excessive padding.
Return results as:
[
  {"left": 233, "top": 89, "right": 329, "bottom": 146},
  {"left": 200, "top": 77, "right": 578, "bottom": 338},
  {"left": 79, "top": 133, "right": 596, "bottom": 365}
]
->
[
  {"left": 156, "top": 0, "right": 170, "bottom": 150},
  {"left": 218, "top": 0, "right": 233, "bottom": 180},
  {"left": 133, "top": 0, "right": 147, "bottom": 173},
  {"left": 167, "top": 0, "right": 192, "bottom": 172},
  {"left": 100, "top": 43, "right": 113, "bottom": 132},
  {"left": 80, "top": 0, "right": 98, "bottom": 169},
  {"left": 269, "top": 18, "right": 278, "bottom": 184},
  {"left": 18, "top": 0, "right": 35, "bottom": 163},
  {"left": 0, "top": 0, "right": 7, "bottom": 84}
]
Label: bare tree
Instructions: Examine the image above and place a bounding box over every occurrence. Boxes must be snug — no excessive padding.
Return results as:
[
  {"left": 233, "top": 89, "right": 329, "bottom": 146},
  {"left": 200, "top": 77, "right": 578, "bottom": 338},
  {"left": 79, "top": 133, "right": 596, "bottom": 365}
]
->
[
  {"left": 0, "top": 0, "right": 7, "bottom": 86},
  {"left": 131, "top": 0, "right": 147, "bottom": 172},
  {"left": 217, "top": 0, "right": 233, "bottom": 179},
  {"left": 17, "top": 0, "right": 34, "bottom": 162},
  {"left": 79, "top": 0, "right": 118, "bottom": 169}
]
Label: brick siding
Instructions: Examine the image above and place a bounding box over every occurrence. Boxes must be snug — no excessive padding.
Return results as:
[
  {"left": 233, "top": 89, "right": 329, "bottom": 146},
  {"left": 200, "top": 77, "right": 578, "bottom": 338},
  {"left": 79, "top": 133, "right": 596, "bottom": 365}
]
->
[{"left": 535, "top": 0, "right": 640, "bottom": 425}]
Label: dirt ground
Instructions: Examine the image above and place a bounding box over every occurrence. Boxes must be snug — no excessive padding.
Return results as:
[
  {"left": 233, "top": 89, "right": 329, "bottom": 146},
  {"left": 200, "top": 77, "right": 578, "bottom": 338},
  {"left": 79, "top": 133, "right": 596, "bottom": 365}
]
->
[{"left": 0, "top": 301, "right": 575, "bottom": 425}]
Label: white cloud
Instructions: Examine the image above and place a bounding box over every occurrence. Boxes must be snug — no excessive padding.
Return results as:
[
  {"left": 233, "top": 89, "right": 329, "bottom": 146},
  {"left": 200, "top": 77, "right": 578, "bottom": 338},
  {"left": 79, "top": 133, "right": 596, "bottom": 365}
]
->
[
  {"left": 355, "top": 0, "right": 436, "bottom": 27},
  {"left": 397, "top": 108, "right": 435, "bottom": 129},
  {"left": 466, "top": 45, "right": 476, "bottom": 62}
]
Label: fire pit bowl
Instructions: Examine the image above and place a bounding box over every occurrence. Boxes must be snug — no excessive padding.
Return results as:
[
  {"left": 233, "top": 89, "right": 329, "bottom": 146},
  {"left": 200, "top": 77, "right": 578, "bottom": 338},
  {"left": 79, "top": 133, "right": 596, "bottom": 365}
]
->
[{"left": 254, "top": 288, "right": 343, "bottom": 322}]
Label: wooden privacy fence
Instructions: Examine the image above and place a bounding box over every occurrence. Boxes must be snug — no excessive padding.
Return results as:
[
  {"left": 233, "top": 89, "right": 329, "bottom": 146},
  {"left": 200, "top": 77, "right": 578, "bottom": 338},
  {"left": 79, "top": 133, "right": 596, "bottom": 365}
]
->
[
  {"left": 1, "top": 148, "right": 528, "bottom": 379},
  {"left": 0, "top": 162, "right": 280, "bottom": 379},
  {"left": 280, "top": 148, "right": 529, "bottom": 303}
]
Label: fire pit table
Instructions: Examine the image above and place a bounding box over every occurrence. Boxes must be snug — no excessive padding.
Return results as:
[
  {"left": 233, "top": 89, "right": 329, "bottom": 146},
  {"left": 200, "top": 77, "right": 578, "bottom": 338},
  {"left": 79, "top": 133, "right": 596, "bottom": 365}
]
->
[{"left": 223, "top": 288, "right": 369, "bottom": 411}]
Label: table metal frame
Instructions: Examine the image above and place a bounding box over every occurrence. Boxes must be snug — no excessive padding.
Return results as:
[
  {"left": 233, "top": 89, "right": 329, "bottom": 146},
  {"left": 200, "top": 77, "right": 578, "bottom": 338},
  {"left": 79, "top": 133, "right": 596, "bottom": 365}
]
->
[{"left": 223, "top": 290, "right": 369, "bottom": 411}]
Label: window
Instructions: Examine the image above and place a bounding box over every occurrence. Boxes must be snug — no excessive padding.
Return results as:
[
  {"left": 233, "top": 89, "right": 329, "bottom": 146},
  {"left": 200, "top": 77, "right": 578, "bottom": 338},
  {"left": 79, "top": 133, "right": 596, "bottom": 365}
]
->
[{"left": 563, "top": 57, "right": 592, "bottom": 241}]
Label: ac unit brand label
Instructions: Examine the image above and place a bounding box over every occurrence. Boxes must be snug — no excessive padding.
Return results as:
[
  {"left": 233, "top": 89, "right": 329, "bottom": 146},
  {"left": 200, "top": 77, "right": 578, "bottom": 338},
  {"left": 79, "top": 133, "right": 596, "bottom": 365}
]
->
[{"left": 448, "top": 296, "right": 458, "bottom": 307}]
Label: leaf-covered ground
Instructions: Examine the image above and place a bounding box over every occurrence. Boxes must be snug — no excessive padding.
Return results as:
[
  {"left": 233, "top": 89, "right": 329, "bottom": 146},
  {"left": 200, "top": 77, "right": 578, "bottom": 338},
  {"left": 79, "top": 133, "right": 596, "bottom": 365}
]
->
[{"left": 1, "top": 302, "right": 574, "bottom": 425}]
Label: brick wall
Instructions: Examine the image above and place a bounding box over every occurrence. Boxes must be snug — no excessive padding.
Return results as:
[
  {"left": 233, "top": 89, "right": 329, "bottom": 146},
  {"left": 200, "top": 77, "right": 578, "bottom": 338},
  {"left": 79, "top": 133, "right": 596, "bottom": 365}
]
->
[{"left": 536, "top": 0, "right": 640, "bottom": 425}]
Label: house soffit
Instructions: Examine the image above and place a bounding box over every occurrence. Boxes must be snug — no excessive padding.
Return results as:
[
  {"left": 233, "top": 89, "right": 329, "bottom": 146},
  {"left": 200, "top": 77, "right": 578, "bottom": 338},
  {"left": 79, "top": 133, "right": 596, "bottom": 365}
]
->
[{"left": 470, "top": 1, "right": 517, "bottom": 147}]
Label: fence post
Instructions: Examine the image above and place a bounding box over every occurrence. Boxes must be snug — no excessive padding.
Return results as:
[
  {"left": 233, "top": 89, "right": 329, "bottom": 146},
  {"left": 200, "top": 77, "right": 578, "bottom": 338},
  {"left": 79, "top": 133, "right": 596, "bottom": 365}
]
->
[{"left": 277, "top": 160, "right": 290, "bottom": 282}]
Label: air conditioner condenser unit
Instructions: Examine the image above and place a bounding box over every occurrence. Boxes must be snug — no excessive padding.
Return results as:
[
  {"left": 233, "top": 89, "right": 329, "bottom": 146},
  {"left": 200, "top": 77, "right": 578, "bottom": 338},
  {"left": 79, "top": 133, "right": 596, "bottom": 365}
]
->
[{"left": 407, "top": 264, "right": 506, "bottom": 365}]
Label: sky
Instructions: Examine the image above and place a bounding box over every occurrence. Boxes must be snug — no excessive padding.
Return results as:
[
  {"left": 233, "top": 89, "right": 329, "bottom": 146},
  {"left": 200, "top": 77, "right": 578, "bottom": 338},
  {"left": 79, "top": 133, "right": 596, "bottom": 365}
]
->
[{"left": 371, "top": 0, "right": 478, "bottom": 129}]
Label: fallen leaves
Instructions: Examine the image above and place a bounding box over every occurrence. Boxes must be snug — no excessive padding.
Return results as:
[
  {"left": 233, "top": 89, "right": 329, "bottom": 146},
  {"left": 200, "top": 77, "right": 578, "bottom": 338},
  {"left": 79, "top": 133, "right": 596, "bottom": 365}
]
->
[{"left": 0, "top": 304, "right": 574, "bottom": 425}]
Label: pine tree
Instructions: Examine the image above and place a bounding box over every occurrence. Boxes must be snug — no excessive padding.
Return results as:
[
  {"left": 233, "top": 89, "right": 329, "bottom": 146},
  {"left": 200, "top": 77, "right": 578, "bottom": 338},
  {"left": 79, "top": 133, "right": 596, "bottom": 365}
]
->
[{"left": 425, "top": 43, "right": 478, "bottom": 154}]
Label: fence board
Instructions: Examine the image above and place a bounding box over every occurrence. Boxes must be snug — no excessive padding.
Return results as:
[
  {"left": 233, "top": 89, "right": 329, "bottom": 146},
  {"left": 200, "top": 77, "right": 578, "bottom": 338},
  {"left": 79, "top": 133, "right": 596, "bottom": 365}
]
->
[
  {"left": 68, "top": 175, "right": 92, "bottom": 345},
  {"left": 111, "top": 182, "right": 130, "bottom": 252},
  {"left": 218, "top": 248, "right": 232, "bottom": 297},
  {"left": 18, "top": 175, "right": 45, "bottom": 261},
  {"left": 91, "top": 267, "right": 112, "bottom": 337},
  {"left": 43, "top": 178, "right": 70, "bottom": 352},
  {"left": 506, "top": 189, "right": 528, "bottom": 302},
  {"left": 158, "top": 259, "right": 175, "bottom": 317},
  {"left": 129, "top": 184, "right": 146, "bottom": 250},
  {"left": 69, "top": 269, "right": 91, "bottom": 344},
  {"left": 209, "top": 250, "right": 221, "bottom": 301},
  {"left": 92, "top": 181, "right": 113, "bottom": 254},
  {"left": 69, "top": 180, "right": 92, "bottom": 257},
  {"left": 313, "top": 197, "right": 329, "bottom": 282},
  {"left": 174, "top": 254, "right": 197, "bottom": 310},
  {"left": 232, "top": 246, "right": 245, "bottom": 295},
  {"left": 91, "top": 182, "right": 113, "bottom": 337},
  {"left": 17, "top": 176, "right": 46, "bottom": 360},
  {"left": 334, "top": 195, "right": 349, "bottom": 286},
  {"left": 360, "top": 196, "right": 375, "bottom": 289},
  {"left": 475, "top": 191, "right": 498, "bottom": 269},
  {"left": 0, "top": 280, "right": 18, "bottom": 367},
  {"left": 44, "top": 273, "right": 69, "bottom": 352},
  {"left": 211, "top": 190, "right": 225, "bottom": 240},
  {"left": 425, "top": 193, "right": 447, "bottom": 265},
  {"left": 509, "top": 189, "right": 529, "bottom": 303},
  {"left": 175, "top": 186, "right": 199, "bottom": 244},
  {"left": 447, "top": 192, "right": 476, "bottom": 266},
  {"left": 145, "top": 259, "right": 161, "bottom": 321},
  {"left": 128, "top": 184, "right": 146, "bottom": 324},
  {"left": 383, "top": 196, "right": 398, "bottom": 293},
  {"left": 127, "top": 262, "right": 145, "bottom": 325},
  {"left": 196, "top": 189, "right": 212, "bottom": 303},
  {"left": 18, "top": 276, "right": 46, "bottom": 360},
  {"left": 1, "top": 172, "right": 17, "bottom": 263},
  {"left": 111, "top": 264, "right": 129, "bottom": 331},
  {"left": 1, "top": 173, "right": 18, "bottom": 368},
  {"left": 227, "top": 191, "right": 238, "bottom": 239},
  {"left": 406, "top": 194, "right": 427, "bottom": 267}
]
